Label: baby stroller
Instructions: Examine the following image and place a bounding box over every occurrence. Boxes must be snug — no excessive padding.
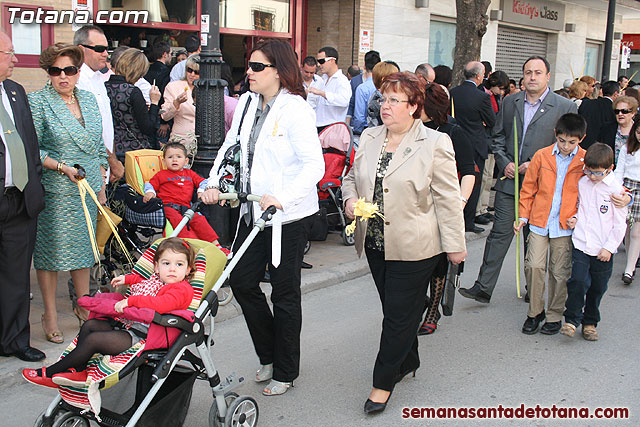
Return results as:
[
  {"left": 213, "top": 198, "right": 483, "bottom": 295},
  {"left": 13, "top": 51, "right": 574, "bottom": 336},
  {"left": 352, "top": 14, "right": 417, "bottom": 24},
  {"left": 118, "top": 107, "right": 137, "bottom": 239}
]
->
[
  {"left": 316, "top": 122, "right": 356, "bottom": 245},
  {"left": 34, "top": 193, "right": 271, "bottom": 427},
  {"left": 93, "top": 150, "right": 233, "bottom": 306}
]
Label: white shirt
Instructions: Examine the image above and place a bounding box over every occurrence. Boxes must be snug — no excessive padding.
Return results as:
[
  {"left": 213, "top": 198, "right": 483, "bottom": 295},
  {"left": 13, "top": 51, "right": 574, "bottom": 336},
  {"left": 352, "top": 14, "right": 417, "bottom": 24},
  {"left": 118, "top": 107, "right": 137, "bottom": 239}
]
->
[
  {"left": 614, "top": 144, "right": 640, "bottom": 182},
  {"left": 0, "top": 82, "right": 17, "bottom": 187},
  {"left": 309, "top": 69, "right": 351, "bottom": 127},
  {"left": 77, "top": 63, "right": 114, "bottom": 152},
  {"left": 135, "top": 77, "right": 151, "bottom": 105},
  {"left": 170, "top": 58, "right": 189, "bottom": 82},
  {"left": 303, "top": 74, "right": 322, "bottom": 91}
]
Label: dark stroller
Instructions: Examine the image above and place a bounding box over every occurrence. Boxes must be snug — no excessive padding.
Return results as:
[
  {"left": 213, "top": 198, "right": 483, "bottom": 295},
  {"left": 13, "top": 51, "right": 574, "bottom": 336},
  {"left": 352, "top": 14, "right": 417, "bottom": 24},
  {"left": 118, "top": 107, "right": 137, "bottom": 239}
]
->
[{"left": 316, "top": 122, "right": 356, "bottom": 245}]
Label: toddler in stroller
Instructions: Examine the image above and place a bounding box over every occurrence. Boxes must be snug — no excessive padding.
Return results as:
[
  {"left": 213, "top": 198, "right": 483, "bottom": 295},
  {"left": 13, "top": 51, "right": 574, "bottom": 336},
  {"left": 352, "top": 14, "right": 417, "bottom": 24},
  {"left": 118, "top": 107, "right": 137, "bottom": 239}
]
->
[
  {"left": 23, "top": 238, "right": 194, "bottom": 388},
  {"left": 143, "top": 143, "right": 229, "bottom": 255}
]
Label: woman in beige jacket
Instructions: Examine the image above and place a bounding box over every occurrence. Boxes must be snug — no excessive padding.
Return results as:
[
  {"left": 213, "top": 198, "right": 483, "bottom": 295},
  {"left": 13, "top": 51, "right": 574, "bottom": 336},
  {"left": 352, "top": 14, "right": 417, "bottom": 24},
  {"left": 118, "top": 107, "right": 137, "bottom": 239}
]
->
[{"left": 342, "top": 72, "right": 466, "bottom": 414}]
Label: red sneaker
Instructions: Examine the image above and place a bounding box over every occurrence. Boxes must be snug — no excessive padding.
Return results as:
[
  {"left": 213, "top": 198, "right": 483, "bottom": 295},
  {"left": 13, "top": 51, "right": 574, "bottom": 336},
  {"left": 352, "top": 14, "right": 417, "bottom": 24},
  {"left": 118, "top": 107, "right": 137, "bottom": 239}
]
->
[
  {"left": 52, "top": 369, "right": 89, "bottom": 387},
  {"left": 22, "top": 367, "right": 57, "bottom": 388}
]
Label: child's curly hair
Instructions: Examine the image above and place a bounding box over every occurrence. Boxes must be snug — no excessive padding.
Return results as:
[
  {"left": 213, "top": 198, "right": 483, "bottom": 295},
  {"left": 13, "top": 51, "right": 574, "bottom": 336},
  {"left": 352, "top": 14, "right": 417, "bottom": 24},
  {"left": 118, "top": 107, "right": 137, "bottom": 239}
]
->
[{"left": 153, "top": 237, "right": 196, "bottom": 281}]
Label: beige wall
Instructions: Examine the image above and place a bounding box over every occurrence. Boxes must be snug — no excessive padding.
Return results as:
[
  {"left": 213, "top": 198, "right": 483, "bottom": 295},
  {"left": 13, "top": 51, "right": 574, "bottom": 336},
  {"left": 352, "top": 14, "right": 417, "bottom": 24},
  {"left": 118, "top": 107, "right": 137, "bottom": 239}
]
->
[{"left": 5, "top": 0, "right": 75, "bottom": 92}]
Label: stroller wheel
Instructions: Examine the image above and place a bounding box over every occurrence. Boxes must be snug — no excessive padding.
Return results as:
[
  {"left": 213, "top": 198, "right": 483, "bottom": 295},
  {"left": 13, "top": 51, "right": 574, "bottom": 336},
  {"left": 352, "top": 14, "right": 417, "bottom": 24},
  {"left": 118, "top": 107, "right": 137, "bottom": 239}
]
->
[
  {"left": 217, "top": 284, "right": 234, "bottom": 306},
  {"left": 304, "top": 240, "right": 311, "bottom": 254},
  {"left": 342, "top": 230, "right": 355, "bottom": 246},
  {"left": 51, "top": 412, "right": 90, "bottom": 427},
  {"left": 209, "top": 392, "right": 239, "bottom": 427},
  {"left": 225, "top": 396, "right": 259, "bottom": 427}
]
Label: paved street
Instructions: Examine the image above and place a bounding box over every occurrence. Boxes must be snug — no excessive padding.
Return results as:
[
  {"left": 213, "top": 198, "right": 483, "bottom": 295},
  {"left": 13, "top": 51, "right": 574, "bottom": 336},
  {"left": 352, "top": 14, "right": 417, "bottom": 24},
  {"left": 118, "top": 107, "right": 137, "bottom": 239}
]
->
[{"left": 2, "top": 234, "right": 639, "bottom": 426}]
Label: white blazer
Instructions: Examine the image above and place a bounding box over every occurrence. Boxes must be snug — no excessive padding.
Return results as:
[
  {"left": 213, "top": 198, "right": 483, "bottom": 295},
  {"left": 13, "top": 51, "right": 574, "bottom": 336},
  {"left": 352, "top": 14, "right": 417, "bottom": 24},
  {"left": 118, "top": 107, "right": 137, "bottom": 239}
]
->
[{"left": 209, "top": 89, "right": 324, "bottom": 266}]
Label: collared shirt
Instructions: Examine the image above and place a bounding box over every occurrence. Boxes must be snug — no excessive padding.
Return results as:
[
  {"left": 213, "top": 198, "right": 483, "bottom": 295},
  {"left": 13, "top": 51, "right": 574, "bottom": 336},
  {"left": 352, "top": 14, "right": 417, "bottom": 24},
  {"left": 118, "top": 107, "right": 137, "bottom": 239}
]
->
[
  {"left": 303, "top": 74, "right": 322, "bottom": 91},
  {"left": 465, "top": 79, "right": 478, "bottom": 87},
  {"left": 614, "top": 143, "right": 640, "bottom": 182},
  {"left": 77, "top": 63, "right": 114, "bottom": 152},
  {"left": 352, "top": 77, "right": 376, "bottom": 134},
  {"left": 309, "top": 69, "right": 351, "bottom": 127},
  {"left": 527, "top": 143, "right": 578, "bottom": 238},
  {"left": 572, "top": 173, "right": 627, "bottom": 256},
  {"left": 248, "top": 93, "right": 278, "bottom": 173},
  {"left": 0, "top": 82, "right": 16, "bottom": 187},
  {"left": 522, "top": 86, "right": 550, "bottom": 146}
]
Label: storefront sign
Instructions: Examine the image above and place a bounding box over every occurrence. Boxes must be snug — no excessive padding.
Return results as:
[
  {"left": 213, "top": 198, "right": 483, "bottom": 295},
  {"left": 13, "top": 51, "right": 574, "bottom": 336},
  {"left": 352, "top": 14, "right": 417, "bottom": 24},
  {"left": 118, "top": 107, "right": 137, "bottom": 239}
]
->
[
  {"left": 500, "top": 0, "right": 565, "bottom": 32},
  {"left": 71, "top": 0, "right": 92, "bottom": 31},
  {"left": 201, "top": 14, "right": 209, "bottom": 33},
  {"left": 622, "top": 34, "right": 640, "bottom": 50},
  {"left": 359, "top": 29, "right": 370, "bottom": 53}
]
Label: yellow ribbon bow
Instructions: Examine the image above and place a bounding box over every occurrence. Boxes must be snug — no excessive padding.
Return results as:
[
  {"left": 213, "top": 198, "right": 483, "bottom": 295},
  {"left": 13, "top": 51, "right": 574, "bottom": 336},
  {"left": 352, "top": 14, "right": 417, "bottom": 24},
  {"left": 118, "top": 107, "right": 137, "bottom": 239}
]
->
[{"left": 345, "top": 198, "right": 386, "bottom": 236}]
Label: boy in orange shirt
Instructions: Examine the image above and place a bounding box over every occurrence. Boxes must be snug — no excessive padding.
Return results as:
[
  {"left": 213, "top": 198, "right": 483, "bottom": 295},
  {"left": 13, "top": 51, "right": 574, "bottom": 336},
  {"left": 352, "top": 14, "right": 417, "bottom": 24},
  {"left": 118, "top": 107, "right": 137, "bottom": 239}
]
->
[{"left": 514, "top": 114, "right": 587, "bottom": 335}]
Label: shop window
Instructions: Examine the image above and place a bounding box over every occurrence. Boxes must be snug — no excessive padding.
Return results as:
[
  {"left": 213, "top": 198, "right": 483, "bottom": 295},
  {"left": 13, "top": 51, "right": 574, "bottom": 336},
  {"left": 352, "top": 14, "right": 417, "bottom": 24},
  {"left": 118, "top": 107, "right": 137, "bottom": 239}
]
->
[
  {"left": 584, "top": 42, "right": 601, "bottom": 80},
  {"left": 2, "top": 4, "right": 54, "bottom": 67},
  {"left": 97, "top": 0, "right": 198, "bottom": 25},
  {"left": 220, "top": 0, "right": 290, "bottom": 33},
  {"left": 429, "top": 21, "right": 455, "bottom": 68}
]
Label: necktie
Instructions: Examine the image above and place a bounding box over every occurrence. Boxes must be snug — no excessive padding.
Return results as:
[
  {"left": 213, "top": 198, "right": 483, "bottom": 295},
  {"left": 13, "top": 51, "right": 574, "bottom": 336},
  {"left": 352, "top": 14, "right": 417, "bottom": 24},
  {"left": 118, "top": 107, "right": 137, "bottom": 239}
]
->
[{"left": 0, "top": 91, "right": 28, "bottom": 190}]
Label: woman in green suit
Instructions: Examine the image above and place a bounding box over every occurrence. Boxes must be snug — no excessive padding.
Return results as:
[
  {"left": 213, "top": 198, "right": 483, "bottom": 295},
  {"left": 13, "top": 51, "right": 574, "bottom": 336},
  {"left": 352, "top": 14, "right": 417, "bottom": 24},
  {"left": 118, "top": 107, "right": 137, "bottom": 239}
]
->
[{"left": 28, "top": 43, "right": 107, "bottom": 344}]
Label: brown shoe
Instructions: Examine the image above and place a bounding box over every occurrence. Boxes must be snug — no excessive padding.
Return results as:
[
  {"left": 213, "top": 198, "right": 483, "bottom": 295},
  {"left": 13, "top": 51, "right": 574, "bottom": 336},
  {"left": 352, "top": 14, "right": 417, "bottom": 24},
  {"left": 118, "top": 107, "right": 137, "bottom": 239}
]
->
[
  {"left": 559, "top": 323, "right": 576, "bottom": 337},
  {"left": 582, "top": 325, "right": 598, "bottom": 341}
]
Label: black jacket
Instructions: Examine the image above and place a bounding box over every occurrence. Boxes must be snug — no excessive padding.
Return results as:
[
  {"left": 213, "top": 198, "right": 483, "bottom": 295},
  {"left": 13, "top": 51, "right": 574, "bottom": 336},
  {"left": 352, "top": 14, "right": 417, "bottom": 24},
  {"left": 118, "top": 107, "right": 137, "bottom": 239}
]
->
[
  {"left": 0, "top": 79, "right": 44, "bottom": 217},
  {"left": 449, "top": 81, "right": 496, "bottom": 160},
  {"left": 578, "top": 97, "right": 615, "bottom": 150}
]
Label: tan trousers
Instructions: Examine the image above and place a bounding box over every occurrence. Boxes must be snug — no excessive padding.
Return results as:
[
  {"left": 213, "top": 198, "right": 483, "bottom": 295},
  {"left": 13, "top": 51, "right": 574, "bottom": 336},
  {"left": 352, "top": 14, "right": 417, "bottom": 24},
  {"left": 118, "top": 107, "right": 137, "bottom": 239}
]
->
[
  {"left": 524, "top": 232, "right": 572, "bottom": 322},
  {"left": 476, "top": 154, "right": 495, "bottom": 216}
]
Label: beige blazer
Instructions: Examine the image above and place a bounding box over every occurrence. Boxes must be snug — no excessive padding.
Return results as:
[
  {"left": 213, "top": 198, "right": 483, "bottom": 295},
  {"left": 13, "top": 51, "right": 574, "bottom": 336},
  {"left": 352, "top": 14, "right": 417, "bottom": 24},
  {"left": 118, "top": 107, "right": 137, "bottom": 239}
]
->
[{"left": 342, "top": 119, "right": 466, "bottom": 261}]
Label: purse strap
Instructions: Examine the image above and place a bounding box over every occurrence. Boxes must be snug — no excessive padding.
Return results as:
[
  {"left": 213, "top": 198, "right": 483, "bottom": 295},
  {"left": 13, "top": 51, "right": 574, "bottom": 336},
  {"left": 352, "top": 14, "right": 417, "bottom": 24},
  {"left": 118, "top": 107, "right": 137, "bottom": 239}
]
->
[{"left": 235, "top": 96, "right": 252, "bottom": 143}]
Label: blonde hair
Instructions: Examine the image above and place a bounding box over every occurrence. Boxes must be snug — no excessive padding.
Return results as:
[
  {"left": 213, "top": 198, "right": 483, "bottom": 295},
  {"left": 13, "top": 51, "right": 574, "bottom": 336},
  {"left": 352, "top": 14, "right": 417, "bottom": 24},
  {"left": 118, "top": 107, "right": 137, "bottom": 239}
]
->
[
  {"left": 114, "top": 48, "right": 149, "bottom": 84},
  {"left": 183, "top": 55, "right": 200, "bottom": 81},
  {"left": 372, "top": 62, "right": 399, "bottom": 89},
  {"left": 568, "top": 80, "right": 588, "bottom": 99},
  {"left": 613, "top": 95, "right": 638, "bottom": 112},
  {"left": 39, "top": 43, "right": 83, "bottom": 70}
]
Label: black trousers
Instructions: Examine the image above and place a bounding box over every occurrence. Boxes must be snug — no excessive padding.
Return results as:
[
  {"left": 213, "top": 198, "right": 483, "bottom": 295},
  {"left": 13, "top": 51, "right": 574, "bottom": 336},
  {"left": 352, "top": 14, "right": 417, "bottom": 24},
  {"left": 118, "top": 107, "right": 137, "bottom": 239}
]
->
[
  {"left": 365, "top": 247, "right": 440, "bottom": 391},
  {"left": 0, "top": 190, "right": 37, "bottom": 354},
  {"left": 464, "top": 154, "right": 485, "bottom": 230},
  {"left": 229, "top": 217, "right": 308, "bottom": 383}
]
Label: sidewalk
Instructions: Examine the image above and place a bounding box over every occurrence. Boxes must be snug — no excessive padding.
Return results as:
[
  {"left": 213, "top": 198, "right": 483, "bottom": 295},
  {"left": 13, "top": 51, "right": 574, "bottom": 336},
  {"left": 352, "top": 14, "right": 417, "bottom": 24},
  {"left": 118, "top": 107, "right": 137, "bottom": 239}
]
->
[{"left": 0, "top": 229, "right": 489, "bottom": 386}]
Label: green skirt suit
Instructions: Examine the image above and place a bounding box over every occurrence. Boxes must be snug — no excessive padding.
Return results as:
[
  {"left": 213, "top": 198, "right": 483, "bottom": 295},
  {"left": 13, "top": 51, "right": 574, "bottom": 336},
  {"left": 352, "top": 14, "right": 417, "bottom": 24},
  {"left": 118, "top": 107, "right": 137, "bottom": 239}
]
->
[{"left": 28, "top": 83, "right": 107, "bottom": 271}]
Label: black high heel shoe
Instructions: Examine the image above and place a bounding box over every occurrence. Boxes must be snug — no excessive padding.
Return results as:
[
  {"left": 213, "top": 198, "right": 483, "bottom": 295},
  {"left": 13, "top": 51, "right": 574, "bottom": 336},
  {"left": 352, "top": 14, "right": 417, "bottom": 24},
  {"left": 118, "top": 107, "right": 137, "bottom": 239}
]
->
[
  {"left": 364, "top": 390, "right": 392, "bottom": 415},
  {"left": 394, "top": 364, "right": 419, "bottom": 384}
]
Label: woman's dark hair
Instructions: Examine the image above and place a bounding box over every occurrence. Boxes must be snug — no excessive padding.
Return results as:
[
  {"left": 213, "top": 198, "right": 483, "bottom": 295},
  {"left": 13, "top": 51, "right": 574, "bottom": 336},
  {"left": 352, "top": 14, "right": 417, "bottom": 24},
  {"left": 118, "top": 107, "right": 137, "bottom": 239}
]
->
[
  {"left": 380, "top": 71, "right": 426, "bottom": 119},
  {"left": 423, "top": 83, "right": 450, "bottom": 126},
  {"left": 487, "top": 70, "right": 509, "bottom": 90},
  {"left": 221, "top": 62, "right": 235, "bottom": 96},
  {"left": 154, "top": 237, "right": 196, "bottom": 281},
  {"left": 433, "top": 65, "right": 452, "bottom": 88},
  {"left": 252, "top": 40, "right": 306, "bottom": 99},
  {"left": 627, "top": 115, "right": 640, "bottom": 155}
]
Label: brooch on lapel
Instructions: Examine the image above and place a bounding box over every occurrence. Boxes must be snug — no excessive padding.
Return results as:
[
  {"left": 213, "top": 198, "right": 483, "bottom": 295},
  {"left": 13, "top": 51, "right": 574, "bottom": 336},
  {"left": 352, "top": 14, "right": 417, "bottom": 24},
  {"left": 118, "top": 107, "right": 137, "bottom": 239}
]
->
[
  {"left": 540, "top": 108, "right": 545, "bottom": 113},
  {"left": 403, "top": 147, "right": 412, "bottom": 157},
  {"left": 10, "top": 91, "right": 16, "bottom": 101}
]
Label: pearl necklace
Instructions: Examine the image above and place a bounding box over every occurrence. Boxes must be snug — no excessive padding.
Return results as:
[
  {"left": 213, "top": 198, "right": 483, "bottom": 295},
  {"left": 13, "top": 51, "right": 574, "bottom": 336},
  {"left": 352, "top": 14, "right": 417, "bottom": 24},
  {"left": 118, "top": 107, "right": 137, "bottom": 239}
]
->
[{"left": 376, "top": 136, "right": 390, "bottom": 178}]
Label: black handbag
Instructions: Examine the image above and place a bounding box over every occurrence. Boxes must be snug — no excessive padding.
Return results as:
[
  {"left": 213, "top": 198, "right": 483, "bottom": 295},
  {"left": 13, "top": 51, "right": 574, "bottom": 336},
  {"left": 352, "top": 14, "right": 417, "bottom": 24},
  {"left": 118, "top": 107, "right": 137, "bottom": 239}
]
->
[
  {"left": 218, "top": 97, "right": 252, "bottom": 193},
  {"left": 441, "top": 261, "right": 464, "bottom": 316},
  {"left": 115, "top": 184, "right": 166, "bottom": 228}
]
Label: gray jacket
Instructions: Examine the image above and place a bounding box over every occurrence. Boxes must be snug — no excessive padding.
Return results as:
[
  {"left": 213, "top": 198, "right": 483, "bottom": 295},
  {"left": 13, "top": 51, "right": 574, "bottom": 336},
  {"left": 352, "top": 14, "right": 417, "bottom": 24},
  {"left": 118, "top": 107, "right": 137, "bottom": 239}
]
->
[{"left": 492, "top": 89, "right": 577, "bottom": 195}]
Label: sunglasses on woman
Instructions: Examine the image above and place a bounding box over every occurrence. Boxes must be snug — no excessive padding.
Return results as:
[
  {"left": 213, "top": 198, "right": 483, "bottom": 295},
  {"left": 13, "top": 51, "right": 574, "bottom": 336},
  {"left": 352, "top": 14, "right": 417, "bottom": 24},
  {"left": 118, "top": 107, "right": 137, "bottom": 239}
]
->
[
  {"left": 317, "top": 57, "right": 335, "bottom": 65},
  {"left": 81, "top": 44, "right": 108, "bottom": 53},
  {"left": 48, "top": 66, "right": 79, "bottom": 77},
  {"left": 248, "top": 62, "right": 275, "bottom": 72},
  {"left": 186, "top": 67, "right": 200, "bottom": 75},
  {"left": 614, "top": 108, "right": 633, "bottom": 115}
]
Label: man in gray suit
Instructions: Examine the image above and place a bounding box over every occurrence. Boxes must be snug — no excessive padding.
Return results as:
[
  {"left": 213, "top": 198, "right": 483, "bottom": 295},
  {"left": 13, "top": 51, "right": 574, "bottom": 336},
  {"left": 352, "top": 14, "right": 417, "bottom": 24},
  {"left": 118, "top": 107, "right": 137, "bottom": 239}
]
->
[{"left": 459, "top": 56, "right": 577, "bottom": 303}]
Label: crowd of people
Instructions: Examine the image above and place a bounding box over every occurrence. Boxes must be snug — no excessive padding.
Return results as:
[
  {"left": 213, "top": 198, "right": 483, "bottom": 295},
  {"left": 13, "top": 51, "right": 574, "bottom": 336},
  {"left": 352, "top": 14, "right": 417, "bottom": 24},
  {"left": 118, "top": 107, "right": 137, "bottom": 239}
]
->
[{"left": 1, "top": 24, "right": 639, "bottom": 418}]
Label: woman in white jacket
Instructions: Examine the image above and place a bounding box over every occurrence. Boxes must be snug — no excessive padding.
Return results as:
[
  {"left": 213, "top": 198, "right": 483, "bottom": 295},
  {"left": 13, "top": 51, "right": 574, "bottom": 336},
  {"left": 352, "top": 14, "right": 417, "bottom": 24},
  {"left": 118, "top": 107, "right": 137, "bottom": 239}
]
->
[{"left": 201, "top": 40, "right": 324, "bottom": 396}]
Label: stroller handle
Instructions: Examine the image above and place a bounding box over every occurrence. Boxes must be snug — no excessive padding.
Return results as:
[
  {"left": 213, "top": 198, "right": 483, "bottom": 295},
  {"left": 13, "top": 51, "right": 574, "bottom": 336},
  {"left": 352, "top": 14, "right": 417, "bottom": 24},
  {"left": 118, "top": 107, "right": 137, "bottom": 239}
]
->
[{"left": 218, "top": 192, "right": 261, "bottom": 203}]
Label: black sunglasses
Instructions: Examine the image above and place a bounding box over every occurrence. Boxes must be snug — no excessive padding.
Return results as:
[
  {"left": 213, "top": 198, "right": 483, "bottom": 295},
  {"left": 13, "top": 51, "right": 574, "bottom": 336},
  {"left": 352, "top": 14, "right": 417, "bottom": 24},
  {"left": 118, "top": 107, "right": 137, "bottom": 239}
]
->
[
  {"left": 248, "top": 62, "right": 275, "bottom": 72},
  {"left": 81, "top": 44, "right": 108, "bottom": 53},
  {"left": 186, "top": 67, "right": 200, "bottom": 75},
  {"left": 48, "top": 66, "right": 79, "bottom": 77},
  {"left": 614, "top": 108, "right": 634, "bottom": 115}
]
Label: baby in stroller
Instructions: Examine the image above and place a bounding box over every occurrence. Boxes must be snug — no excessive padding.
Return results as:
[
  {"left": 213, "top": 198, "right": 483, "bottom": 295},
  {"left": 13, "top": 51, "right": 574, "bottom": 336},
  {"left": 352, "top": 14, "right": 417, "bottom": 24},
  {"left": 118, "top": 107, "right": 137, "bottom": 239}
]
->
[
  {"left": 22, "top": 238, "right": 194, "bottom": 388},
  {"left": 143, "top": 142, "right": 229, "bottom": 254}
]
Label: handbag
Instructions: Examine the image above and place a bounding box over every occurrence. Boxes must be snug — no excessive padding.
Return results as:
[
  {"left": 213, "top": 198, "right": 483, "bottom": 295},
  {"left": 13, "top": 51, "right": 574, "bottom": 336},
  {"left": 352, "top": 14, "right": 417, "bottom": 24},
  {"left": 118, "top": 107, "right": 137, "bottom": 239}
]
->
[
  {"left": 441, "top": 261, "right": 464, "bottom": 316},
  {"left": 116, "top": 184, "right": 166, "bottom": 228},
  {"left": 217, "top": 97, "right": 252, "bottom": 193}
]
